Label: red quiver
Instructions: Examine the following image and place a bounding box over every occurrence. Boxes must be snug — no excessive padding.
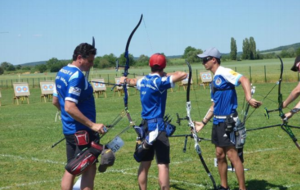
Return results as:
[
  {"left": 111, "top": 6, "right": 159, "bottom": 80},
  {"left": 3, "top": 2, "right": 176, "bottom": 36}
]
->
[{"left": 65, "top": 142, "right": 103, "bottom": 176}]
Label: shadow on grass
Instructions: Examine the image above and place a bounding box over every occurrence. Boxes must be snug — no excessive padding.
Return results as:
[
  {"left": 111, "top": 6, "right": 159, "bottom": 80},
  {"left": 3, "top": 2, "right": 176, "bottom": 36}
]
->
[
  {"left": 170, "top": 184, "right": 215, "bottom": 190},
  {"left": 245, "top": 179, "right": 288, "bottom": 190}
]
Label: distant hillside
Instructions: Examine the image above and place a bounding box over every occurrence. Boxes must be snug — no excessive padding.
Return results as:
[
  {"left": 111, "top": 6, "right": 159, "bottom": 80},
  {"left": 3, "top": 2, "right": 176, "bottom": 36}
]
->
[
  {"left": 20, "top": 61, "right": 47, "bottom": 67},
  {"left": 259, "top": 42, "right": 300, "bottom": 54}
]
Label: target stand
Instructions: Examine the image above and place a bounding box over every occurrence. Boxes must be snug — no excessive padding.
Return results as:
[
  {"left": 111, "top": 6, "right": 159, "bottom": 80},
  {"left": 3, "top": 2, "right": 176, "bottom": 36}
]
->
[
  {"left": 13, "top": 82, "right": 30, "bottom": 105},
  {"left": 91, "top": 78, "right": 107, "bottom": 98},
  {"left": 199, "top": 71, "right": 212, "bottom": 89},
  {"left": 40, "top": 81, "right": 55, "bottom": 102}
]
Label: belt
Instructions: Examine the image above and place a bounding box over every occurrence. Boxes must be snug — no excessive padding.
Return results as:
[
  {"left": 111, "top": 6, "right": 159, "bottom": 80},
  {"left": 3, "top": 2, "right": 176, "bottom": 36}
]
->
[
  {"left": 143, "top": 118, "right": 163, "bottom": 123},
  {"left": 214, "top": 115, "right": 227, "bottom": 119}
]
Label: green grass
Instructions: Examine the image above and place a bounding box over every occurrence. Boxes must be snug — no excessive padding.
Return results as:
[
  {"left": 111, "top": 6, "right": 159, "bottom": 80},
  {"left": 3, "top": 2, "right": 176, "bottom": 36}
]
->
[{"left": 0, "top": 79, "right": 300, "bottom": 189}]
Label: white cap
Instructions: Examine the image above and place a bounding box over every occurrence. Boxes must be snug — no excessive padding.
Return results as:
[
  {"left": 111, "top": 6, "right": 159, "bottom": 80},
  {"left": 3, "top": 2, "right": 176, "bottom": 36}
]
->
[{"left": 197, "top": 47, "right": 221, "bottom": 59}]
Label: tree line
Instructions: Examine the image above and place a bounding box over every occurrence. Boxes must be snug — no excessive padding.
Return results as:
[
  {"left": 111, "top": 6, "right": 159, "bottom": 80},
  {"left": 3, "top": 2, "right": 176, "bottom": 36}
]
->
[{"left": 1, "top": 37, "right": 300, "bottom": 75}]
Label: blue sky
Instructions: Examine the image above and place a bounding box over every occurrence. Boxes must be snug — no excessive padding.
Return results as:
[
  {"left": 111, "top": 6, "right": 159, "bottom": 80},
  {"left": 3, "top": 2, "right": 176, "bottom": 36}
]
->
[{"left": 0, "top": 0, "right": 299, "bottom": 65}]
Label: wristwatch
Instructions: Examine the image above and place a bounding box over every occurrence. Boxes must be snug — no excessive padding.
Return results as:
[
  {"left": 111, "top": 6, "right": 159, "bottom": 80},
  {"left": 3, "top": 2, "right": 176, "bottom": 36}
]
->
[{"left": 290, "top": 108, "right": 300, "bottom": 114}]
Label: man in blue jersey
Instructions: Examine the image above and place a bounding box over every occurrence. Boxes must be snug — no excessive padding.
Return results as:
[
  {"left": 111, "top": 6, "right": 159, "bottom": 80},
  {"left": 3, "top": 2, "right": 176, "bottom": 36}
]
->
[
  {"left": 52, "top": 42, "right": 107, "bottom": 190},
  {"left": 194, "top": 47, "right": 261, "bottom": 190},
  {"left": 120, "top": 53, "right": 187, "bottom": 190}
]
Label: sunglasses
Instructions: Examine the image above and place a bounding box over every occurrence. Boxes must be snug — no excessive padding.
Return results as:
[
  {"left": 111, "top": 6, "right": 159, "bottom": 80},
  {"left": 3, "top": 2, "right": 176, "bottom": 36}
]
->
[{"left": 202, "top": 57, "right": 213, "bottom": 64}]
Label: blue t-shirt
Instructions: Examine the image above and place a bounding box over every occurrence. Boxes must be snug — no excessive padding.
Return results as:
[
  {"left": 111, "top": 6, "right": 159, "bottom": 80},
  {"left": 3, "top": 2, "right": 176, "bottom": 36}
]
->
[
  {"left": 136, "top": 73, "right": 174, "bottom": 131},
  {"left": 53, "top": 64, "right": 95, "bottom": 135},
  {"left": 211, "top": 66, "right": 242, "bottom": 124}
]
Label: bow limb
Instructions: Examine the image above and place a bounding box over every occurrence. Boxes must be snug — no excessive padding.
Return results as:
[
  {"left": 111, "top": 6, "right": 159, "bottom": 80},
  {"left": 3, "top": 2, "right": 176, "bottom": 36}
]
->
[
  {"left": 185, "top": 60, "right": 217, "bottom": 190},
  {"left": 122, "top": 14, "right": 143, "bottom": 125}
]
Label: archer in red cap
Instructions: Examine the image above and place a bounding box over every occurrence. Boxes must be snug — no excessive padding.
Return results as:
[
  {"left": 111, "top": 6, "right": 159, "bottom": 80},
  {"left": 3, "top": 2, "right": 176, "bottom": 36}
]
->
[
  {"left": 149, "top": 53, "right": 166, "bottom": 70},
  {"left": 119, "top": 53, "right": 187, "bottom": 190}
]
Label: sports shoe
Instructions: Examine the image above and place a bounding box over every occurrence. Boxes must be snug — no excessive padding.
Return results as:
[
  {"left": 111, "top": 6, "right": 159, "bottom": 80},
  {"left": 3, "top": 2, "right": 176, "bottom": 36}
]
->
[{"left": 218, "top": 186, "right": 230, "bottom": 190}]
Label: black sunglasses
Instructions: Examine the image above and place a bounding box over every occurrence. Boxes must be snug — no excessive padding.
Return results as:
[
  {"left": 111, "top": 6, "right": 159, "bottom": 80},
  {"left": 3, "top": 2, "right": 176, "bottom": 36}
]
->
[{"left": 202, "top": 57, "right": 213, "bottom": 64}]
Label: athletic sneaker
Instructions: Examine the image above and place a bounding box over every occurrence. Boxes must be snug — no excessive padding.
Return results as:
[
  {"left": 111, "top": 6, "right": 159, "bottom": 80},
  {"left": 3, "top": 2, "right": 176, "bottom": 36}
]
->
[{"left": 218, "top": 186, "right": 230, "bottom": 190}]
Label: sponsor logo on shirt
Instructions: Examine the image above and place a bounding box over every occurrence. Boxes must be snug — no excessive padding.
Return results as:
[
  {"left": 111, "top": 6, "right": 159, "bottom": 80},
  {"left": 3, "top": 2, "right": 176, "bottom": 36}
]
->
[
  {"left": 69, "top": 86, "right": 81, "bottom": 96},
  {"left": 229, "top": 70, "right": 238, "bottom": 76},
  {"left": 215, "top": 77, "right": 222, "bottom": 86}
]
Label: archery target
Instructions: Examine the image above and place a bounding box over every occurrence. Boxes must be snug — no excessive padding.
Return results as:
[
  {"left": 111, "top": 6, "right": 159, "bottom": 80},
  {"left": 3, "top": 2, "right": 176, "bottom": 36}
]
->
[
  {"left": 15, "top": 86, "right": 28, "bottom": 93},
  {"left": 40, "top": 81, "right": 55, "bottom": 95},
  {"left": 42, "top": 84, "right": 54, "bottom": 91},
  {"left": 200, "top": 72, "right": 213, "bottom": 82},
  {"left": 13, "top": 82, "right": 30, "bottom": 96},
  {"left": 91, "top": 79, "right": 106, "bottom": 91}
]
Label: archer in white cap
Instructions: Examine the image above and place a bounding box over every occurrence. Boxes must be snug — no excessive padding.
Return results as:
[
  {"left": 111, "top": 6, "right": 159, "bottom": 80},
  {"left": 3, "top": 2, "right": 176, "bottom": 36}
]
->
[{"left": 194, "top": 47, "right": 261, "bottom": 190}]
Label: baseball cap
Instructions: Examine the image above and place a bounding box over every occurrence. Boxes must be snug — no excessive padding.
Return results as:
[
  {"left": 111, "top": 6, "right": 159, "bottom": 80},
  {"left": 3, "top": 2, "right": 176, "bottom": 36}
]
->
[
  {"left": 149, "top": 53, "right": 166, "bottom": 70},
  {"left": 197, "top": 47, "right": 221, "bottom": 59},
  {"left": 98, "top": 149, "right": 115, "bottom": 173},
  {"left": 291, "top": 55, "right": 300, "bottom": 71}
]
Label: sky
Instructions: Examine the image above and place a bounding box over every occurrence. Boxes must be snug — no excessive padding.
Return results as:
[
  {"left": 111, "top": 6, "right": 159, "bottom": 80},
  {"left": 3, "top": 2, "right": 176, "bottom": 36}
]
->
[{"left": 0, "top": 0, "right": 299, "bottom": 65}]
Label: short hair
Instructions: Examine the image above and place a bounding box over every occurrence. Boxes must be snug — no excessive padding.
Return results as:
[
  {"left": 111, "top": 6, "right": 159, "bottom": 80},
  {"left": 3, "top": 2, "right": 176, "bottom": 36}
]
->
[
  {"left": 72, "top": 43, "right": 97, "bottom": 61},
  {"left": 216, "top": 58, "right": 221, "bottom": 65},
  {"left": 151, "top": 65, "right": 163, "bottom": 72}
]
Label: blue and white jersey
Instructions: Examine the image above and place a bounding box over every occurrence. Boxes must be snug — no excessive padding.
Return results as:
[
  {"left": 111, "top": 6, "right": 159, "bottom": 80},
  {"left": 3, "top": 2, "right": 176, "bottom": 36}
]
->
[
  {"left": 211, "top": 66, "right": 242, "bottom": 124},
  {"left": 136, "top": 73, "right": 174, "bottom": 131},
  {"left": 54, "top": 64, "right": 95, "bottom": 135}
]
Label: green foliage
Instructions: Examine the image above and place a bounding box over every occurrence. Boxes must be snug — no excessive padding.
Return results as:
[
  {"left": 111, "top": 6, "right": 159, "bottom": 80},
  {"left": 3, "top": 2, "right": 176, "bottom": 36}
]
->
[
  {"left": 35, "top": 64, "right": 47, "bottom": 73},
  {"left": 1, "top": 61, "right": 15, "bottom": 71},
  {"left": 182, "top": 46, "right": 197, "bottom": 59},
  {"left": 135, "top": 54, "right": 149, "bottom": 67},
  {"left": 118, "top": 53, "right": 136, "bottom": 67},
  {"left": 46, "top": 58, "right": 68, "bottom": 72},
  {"left": 21, "top": 66, "right": 32, "bottom": 71},
  {"left": 296, "top": 47, "right": 300, "bottom": 56},
  {"left": 230, "top": 37, "right": 237, "bottom": 60},
  {"left": 242, "top": 37, "right": 259, "bottom": 60},
  {"left": 0, "top": 67, "right": 3, "bottom": 75},
  {"left": 182, "top": 46, "right": 203, "bottom": 63},
  {"left": 6, "top": 64, "right": 16, "bottom": 71}
]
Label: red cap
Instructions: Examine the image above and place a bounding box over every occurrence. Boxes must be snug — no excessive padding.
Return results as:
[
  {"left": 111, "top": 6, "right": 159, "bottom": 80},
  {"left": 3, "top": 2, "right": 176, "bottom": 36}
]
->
[{"left": 149, "top": 53, "right": 166, "bottom": 70}]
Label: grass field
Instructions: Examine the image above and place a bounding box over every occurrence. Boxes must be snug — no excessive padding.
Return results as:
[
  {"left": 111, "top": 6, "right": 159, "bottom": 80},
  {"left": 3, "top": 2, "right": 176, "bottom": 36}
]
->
[{"left": 0, "top": 60, "right": 300, "bottom": 190}]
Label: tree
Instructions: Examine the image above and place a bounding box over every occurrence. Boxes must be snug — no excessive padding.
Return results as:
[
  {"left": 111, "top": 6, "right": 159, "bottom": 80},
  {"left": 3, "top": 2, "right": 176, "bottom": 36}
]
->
[
  {"left": 16, "top": 65, "right": 22, "bottom": 70},
  {"left": 36, "top": 64, "right": 47, "bottom": 73},
  {"left": 249, "top": 37, "right": 257, "bottom": 60},
  {"left": 136, "top": 54, "right": 149, "bottom": 67},
  {"left": 118, "top": 53, "right": 136, "bottom": 67},
  {"left": 296, "top": 47, "right": 300, "bottom": 57},
  {"left": 186, "top": 49, "right": 203, "bottom": 63},
  {"left": 182, "top": 46, "right": 197, "bottom": 59},
  {"left": 0, "top": 67, "right": 4, "bottom": 75},
  {"left": 230, "top": 37, "right": 237, "bottom": 60},
  {"left": 242, "top": 38, "right": 250, "bottom": 60},
  {"left": 6, "top": 64, "right": 16, "bottom": 71},
  {"left": 46, "top": 58, "right": 60, "bottom": 69},
  {"left": 46, "top": 58, "right": 68, "bottom": 72},
  {"left": 1, "top": 62, "right": 11, "bottom": 70}
]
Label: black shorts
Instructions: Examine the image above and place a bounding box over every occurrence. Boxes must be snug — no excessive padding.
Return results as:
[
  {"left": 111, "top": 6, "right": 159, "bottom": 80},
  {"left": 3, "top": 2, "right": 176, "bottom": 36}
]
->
[
  {"left": 65, "top": 131, "right": 99, "bottom": 163},
  {"left": 140, "top": 131, "right": 170, "bottom": 164},
  {"left": 211, "top": 122, "right": 235, "bottom": 147}
]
